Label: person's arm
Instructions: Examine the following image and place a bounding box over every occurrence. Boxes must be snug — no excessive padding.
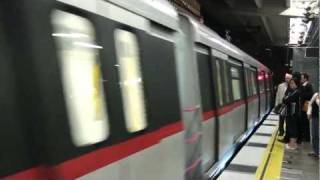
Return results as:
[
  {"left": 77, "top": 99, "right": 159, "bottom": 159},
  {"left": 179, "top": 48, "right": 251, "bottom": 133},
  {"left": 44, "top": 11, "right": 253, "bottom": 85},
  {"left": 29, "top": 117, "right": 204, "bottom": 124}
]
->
[
  {"left": 283, "top": 90, "right": 299, "bottom": 105},
  {"left": 275, "top": 84, "right": 282, "bottom": 106},
  {"left": 306, "top": 84, "right": 314, "bottom": 100},
  {"left": 307, "top": 93, "right": 317, "bottom": 119}
]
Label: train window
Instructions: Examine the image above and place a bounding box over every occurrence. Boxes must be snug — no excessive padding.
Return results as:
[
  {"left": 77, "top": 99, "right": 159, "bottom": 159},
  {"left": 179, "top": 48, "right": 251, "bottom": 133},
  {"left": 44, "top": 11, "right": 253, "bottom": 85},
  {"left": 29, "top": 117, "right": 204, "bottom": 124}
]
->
[
  {"left": 114, "top": 29, "right": 147, "bottom": 133},
  {"left": 245, "top": 69, "right": 252, "bottom": 96},
  {"left": 51, "top": 10, "right": 109, "bottom": 146},
  {"left": 249, "top": 70, "right": 253, "bottom": 96},
  {"left": 215, "top": 60, "right": 224, "bottom": 106},
  {"left": 258, "top": 72, "right": 265, "bottom": 93},
  {"left": 265, "top": 74, "right": 270, "bottom": 91},
  {"left": 223, "top": 61, "right": 231, "bottom": 103},
  {"left": 251, "top": 71, "right": 257, "bottom": 95},
  {"left": 230, "top": 67, "right": 242, "bottom": 100}
]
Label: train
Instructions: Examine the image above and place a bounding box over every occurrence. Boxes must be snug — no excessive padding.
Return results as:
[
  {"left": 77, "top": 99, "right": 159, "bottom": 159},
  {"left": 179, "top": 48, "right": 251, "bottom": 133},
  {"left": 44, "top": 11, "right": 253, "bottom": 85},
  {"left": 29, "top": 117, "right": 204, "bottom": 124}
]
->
[{"left": 0, "top": 0, "right": 273, "bottom": 179}]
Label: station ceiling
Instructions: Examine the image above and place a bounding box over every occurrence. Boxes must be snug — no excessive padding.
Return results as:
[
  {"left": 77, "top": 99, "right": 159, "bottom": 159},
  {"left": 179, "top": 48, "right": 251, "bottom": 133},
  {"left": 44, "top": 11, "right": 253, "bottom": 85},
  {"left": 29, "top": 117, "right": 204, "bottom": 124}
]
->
[{"left": 200, "top": 0, "right": 317, "bottom": 49}]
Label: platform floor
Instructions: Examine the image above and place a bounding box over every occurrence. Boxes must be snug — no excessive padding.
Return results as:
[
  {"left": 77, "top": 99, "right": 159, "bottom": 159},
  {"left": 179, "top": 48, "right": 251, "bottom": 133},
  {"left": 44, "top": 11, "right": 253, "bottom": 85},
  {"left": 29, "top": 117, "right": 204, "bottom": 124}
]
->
[{"left": 218, "top": 112, "right": 319, "bottom": 180}]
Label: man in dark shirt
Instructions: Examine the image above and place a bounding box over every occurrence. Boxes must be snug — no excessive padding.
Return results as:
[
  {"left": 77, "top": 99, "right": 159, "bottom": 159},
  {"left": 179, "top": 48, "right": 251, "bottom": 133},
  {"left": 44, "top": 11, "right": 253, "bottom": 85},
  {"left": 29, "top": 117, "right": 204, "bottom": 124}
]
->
[{"left": 299, "top": 73, "right": 313, "bottom": 142}]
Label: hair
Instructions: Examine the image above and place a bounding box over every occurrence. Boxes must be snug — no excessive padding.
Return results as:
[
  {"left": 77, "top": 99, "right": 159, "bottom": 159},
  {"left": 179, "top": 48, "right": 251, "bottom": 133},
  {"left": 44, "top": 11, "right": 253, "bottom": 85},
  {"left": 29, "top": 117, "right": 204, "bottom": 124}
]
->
[
  {"left": 292, "top": 71, "right": 301, "bottom": 80},
  {"left": 290, "top": 78, "right": 300, "bottom": 88},
  {"left": 291, "top": 72, "right": 301, "bottom": 84},
  {"left": 301, "top": 73, "right": 309, "bottom": 80}
]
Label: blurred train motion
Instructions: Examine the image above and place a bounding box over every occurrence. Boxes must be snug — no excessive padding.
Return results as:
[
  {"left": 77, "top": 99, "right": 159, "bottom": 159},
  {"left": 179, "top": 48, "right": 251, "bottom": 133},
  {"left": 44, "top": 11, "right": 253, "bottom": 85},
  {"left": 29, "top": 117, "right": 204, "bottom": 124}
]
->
[{"left": 0, "top": 0, "right": 273, "bottom": 179}]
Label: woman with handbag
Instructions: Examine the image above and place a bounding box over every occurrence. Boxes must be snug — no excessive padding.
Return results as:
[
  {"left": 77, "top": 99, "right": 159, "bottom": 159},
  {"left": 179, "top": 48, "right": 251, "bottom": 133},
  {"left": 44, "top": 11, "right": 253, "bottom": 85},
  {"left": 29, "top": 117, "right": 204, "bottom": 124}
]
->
[
  {"left": 283, "top": 79, "right": 301, "bottom": 150},
  {"left": 274, "top": 73, "right": 292, "bottom": 136},
  {"left": 307, "top": 92, "right": 319, "bottom": 157}
]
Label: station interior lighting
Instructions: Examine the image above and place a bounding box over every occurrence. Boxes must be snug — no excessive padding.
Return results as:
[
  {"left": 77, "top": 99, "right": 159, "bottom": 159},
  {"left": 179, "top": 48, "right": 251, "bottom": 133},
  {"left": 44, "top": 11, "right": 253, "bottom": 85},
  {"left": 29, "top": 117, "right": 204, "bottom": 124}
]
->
[{"left": 287, "top": 0, "right": 318, "bottom": 45}]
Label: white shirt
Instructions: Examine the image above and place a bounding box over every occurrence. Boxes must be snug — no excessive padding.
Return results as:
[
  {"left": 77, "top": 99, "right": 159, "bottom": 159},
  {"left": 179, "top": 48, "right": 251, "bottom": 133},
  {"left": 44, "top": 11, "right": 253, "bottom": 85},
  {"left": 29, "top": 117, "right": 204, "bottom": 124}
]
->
[
  {"left": 307, "top": 93, "right": 319, "bottom": 116},
  {"left": 275, "top": 82, "right": 287, "bottom": 106}
]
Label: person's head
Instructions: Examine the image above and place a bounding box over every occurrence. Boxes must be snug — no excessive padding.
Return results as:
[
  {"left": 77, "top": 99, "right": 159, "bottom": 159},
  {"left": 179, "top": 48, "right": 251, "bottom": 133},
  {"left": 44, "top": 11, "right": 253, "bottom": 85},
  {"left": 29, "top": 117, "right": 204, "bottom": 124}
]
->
[
  {"left": 285, "top": 73, "right": 292, "bottom": 83},
  {"left": 301, "top": 73, "right": 309, "bottom": 84},
  {"left": 289, "top": 79, "right": 299, "bottom": 90},
  {"left": 292, "top": 71, "right": 301, "bottom": 85}
]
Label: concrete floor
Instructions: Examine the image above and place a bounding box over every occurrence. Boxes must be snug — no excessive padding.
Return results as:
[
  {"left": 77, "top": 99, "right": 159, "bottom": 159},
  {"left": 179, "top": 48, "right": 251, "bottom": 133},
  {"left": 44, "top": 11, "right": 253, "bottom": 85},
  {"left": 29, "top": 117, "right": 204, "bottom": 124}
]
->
[{"left": 280, "top": 143, "right": 319, "bottom": 180}]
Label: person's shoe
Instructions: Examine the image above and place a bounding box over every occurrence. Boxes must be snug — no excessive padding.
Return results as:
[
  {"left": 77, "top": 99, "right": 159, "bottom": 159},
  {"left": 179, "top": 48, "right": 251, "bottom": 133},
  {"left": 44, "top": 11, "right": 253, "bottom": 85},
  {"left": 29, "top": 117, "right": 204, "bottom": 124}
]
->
[
  {"left": 278, "top": 132, "right": 284, "bottom": 136},
  {"left": 285, "top": 144, "right": 297, "bottom": 150},
  {"left": 278, "top": 139, "right": 288, "bottom": 143},
  {"left": 308, "top": 152, "right": 319, "bottom": 157}
]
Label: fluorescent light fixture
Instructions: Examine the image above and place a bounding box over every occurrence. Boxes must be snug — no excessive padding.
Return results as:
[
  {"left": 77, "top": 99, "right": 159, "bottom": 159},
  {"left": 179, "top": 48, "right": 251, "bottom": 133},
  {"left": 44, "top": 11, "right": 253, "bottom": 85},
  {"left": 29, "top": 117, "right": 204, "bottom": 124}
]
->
[
  {"left": 289, "top": 18, "right": 308, "bottom": 44},
  {"left": 73, "top": 42, "right": 103, "bottom": 49},
  {"left": 288, "top": 22, "right": 311, "bottom": 44},
  {"left": 280, "top": 0, "right": 316, "bottom": 16},
  {"left": 290, "top": 0, "right": 308, "bottom": 8},
  {"left": 280, "top": 7, "right": 305, "bottom": 16},
  {"left": 52, "top": 33, "right": 89, "bottom": 38}
]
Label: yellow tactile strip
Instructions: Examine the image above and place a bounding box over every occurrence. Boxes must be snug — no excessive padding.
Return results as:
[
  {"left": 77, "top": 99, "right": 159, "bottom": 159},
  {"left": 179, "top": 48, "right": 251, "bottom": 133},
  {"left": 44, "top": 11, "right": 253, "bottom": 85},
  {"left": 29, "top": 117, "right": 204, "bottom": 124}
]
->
[{"left": 255, "top": 124, "right": 285, "bottom": 180}]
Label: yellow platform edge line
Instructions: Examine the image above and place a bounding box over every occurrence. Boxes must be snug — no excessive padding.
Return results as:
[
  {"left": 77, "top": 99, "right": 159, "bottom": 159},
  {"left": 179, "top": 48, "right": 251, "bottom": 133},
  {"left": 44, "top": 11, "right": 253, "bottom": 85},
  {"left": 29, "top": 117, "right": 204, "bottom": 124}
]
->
[
  {"left": 255, "top": 123, "right": 284, "bottom": 180},
  {"left": 263, "top": 133, "right": 285, "bottom": 180}
]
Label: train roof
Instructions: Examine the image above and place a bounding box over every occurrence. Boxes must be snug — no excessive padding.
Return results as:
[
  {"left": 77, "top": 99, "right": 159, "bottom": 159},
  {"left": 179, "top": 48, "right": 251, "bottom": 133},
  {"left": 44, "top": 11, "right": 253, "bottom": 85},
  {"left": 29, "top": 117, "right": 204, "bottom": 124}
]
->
[
  {"left": 189, "top": 17, "right": 270, "bottom": 72},
  {"left": 107, "top": 0, "right": 179, "bottom": 30},
  {"left": 105, "top": 0, "right": 269, "bottom": 71},
  {"left": 60, "top": 0, "right": 269, "bottom": 72}
]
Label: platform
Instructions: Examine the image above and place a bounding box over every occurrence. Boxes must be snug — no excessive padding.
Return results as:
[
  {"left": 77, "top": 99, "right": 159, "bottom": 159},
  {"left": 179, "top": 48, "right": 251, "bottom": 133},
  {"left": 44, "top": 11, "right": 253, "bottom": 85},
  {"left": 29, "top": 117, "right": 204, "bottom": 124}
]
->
[{"left": 218, "top": 112, "right": 319, "bottom": 180}]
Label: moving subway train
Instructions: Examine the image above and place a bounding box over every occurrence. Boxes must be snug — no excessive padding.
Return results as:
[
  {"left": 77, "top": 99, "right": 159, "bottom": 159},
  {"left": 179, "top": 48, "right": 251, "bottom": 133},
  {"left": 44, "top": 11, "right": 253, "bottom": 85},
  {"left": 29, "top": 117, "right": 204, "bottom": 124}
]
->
[{"left": 0, "top": 0, "right": 273, "bottom": 179}]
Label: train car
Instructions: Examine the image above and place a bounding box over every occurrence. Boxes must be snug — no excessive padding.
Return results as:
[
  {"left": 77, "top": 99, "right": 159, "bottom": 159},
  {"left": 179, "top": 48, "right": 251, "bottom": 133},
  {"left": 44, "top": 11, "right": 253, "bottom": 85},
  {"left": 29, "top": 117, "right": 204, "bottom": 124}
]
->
[
  {"left": 0, "top": 0, "right": 272, "bottom": 180},
  {"left": 177, "top": 17, "right": 272, "bottom": 173}
]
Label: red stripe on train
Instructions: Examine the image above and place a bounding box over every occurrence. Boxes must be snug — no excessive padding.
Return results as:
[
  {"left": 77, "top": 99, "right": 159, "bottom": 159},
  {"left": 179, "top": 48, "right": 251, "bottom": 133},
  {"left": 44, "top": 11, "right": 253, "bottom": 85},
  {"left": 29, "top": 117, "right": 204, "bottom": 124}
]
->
[
  {"left": 52, "top": 122, "right": 183, "bottom": 179},
  {"left": 5, "top": 96, "right": 259, "bottom": 179},
  {"left": 3, "top": 166, "right": 48, "bottom": 180}
]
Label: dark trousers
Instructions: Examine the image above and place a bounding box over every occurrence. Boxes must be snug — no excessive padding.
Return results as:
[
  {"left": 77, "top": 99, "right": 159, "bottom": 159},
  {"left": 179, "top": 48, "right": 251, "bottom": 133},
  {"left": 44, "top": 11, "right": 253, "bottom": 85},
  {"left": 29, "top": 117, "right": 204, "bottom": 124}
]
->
[
  {"left": 279, "top": 115, "right": 285, "bottom": 134},
  {"left": 287, "top": 115, "right": 299, "bottom": 139},
  {"left": 299, "top": 112, "right": 311, "bottom": 142},
  {"left": 311, "top": 117, "right": 319, "bottom": 155}
]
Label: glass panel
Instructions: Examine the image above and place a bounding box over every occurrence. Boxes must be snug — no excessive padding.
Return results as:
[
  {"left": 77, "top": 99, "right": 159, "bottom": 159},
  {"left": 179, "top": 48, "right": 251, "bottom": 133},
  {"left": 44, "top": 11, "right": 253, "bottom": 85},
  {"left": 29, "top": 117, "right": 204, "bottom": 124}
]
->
[
  {"left": 223, "top": 61, "right": 231, "bottom": 103},
  {"left": 232, "top": 79, "right": 242, "bottom": 100},
  {"left": 246, "top": 70, "right": 252, "bottom": 96},
  {"left": 266, "top": 75, "right": 270, "bottom": 90},
  {"left": 114, "top": 29, "right": 147, "bottom": 133},
  {"left": 215, "top": 60, "right": 224, "bottom": 106},
  {"left": 52, "top": 10, "right": 109, "bottom": 146},
  {"left": 251, "top": 71, "right": 257, "bottom": 95},
  {"left": 230, "top": 67, "right": 240, "bottom": 78},
  {"left": 230, "top": 67, "right": 242, "bottom": 100},
  {"left": 259, "top": 80, "right": 265, "bottom": 92}
]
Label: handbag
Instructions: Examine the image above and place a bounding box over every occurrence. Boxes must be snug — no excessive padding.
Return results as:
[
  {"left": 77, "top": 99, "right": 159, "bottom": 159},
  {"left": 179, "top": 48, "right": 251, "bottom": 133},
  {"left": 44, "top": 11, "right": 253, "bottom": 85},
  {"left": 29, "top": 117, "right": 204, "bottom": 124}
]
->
[
  {"left": 279, "top": 104, "right": 287, "bottom": 116},
  {"left": 274, "top": 103, "right": 285, "bottom": 114},
  {"left": 274, "top": 104, "right": 283, "bottom": 114},
  {"left": 302, "top": 101, "right": 309, "bottom": 112}
]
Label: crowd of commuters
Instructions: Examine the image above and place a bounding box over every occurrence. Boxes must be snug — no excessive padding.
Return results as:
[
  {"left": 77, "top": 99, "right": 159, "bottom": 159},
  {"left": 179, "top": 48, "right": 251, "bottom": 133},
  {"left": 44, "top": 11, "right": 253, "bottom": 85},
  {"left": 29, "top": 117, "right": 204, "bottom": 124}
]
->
[{"left": 275, "top": 72, "right": 319, "bottom": 157}]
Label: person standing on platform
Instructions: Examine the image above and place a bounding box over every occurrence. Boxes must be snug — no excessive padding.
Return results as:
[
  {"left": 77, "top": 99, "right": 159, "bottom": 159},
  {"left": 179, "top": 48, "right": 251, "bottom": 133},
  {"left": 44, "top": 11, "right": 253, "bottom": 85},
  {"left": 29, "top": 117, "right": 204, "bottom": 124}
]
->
[
  {"left": 300, "top": 73, "right": 313, "bottom": 143},
  {"left": 275, "top": 73, "right": 292, "bottom": 136},
  {"left": 283, "top": 78, "right": 301, "bottom": 150},
  {"left": 307, "top": 92, "right": 319, "bottom": 158}
]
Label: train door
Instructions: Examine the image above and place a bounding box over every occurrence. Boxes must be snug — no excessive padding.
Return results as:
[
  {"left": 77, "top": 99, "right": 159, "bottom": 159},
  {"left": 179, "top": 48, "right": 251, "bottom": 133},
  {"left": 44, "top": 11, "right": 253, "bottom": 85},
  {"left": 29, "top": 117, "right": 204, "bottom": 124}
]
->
[
  {"left": 265, "top": 72, "right": 271, "bottom": 111},
  {"left": 210, "top": 50, "right": 228, "bottom": 161},
  {"left": 251, "top": 68, "right": 260, "bottom": 123},
  {"left": 227, "top": 58, "right": 246, "bottom": 136},
  {"left": 0, "top": 2, "right": 46, "bottom": 179},
  {"left": 217, "top": 57, "right": 246, "bottom": 158},
  {"left": 258, "top": 71, "right": 266, "bottom": 116},
  {"left": 195, "top": 45, "right": 217, "bottom": 171},
  {"left": 176, "top": 15, "right": 203, "bottom": 180},
  {"left": 245, "top": 66, "right": 260, "bottom": 128}
]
